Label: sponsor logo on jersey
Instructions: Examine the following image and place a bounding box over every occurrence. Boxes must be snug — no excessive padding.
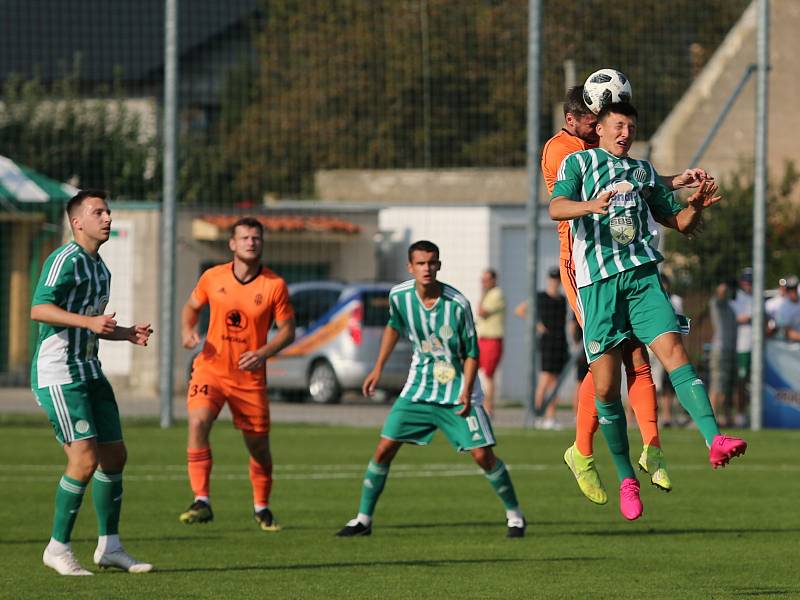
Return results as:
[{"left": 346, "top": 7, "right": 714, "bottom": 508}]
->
[
  {"left": 471, "top": 432, "right": 481, "bottom": 441},
  {"left": 610, "top": 215, "right": 636, "bottom": 245},
  {"left": 225, "top": 310, "right": 248, "bottom": 331},
  {"left": 254, "top": 293, "right": 263, "bottom": 306}
]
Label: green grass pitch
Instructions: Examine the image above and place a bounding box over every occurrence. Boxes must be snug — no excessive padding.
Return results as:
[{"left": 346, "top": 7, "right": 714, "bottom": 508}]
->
[{"left": 2, "top": 415, "right": 799, "bottom": 599}]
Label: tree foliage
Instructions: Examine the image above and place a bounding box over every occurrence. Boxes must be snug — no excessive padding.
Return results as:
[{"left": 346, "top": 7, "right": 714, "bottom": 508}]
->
[
  {"left": 213, "top": 0, "right": 749, "bottom": 200},
  {"left": 0, "top": 63, "right": 160, "bottom": 200},
  {"left": 664, "top": 161, "right": 800, "bottom": 292}
]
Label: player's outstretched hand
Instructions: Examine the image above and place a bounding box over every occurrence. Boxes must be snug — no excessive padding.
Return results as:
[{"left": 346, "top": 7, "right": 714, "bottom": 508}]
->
[
  {"left": 673, "top": 168, "right": 713, "bottom": 189},
  {"left": 362, "top": 368, "right": 381, "bottom": 398},
  {"left": 455, "top": 393, "right": 471, "bottom": 417},
  {"left": 587, "top": 190, "right": 612, "bottom": 215},
  {"left": 128, "top": 323, "right": 153, "bottom": 346},
  {"left": 687, "top": 180, "right": 722, "bottom": 211},
  {"left": 88, "top": 312, "right": 117, "bottom": 335},
  {"left": 182, "top": 330, "right": 202, "bottom": 349},
  {"left": 238, "top": 350, "right": 266, "bottom": 371}
]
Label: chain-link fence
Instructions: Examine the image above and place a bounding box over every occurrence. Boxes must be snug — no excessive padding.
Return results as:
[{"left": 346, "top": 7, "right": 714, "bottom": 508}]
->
[{"left": 3, "top": 0, "right": 796, "bottom": 427}]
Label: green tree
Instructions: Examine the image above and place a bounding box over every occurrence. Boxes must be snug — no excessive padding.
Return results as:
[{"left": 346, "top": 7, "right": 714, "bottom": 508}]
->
[
  {"left": 214, "top": 0, "right": 748, "bottom": 199},
  {"left": 664, "top": 161, "right": 800, "bottom": 292},
  {"left": 0, "top": 64, "right": 159, "bottom": 200}
]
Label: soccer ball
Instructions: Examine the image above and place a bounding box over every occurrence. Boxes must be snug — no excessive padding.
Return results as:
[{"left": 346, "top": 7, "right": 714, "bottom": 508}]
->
[{"left": 582, "top": 68, "right": 632, "bottom": 115}]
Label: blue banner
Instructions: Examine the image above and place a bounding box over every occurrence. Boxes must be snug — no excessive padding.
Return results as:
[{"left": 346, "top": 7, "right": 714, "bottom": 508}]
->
[{"left": 763, "top": 340, "right": 800, "bottom": 428}]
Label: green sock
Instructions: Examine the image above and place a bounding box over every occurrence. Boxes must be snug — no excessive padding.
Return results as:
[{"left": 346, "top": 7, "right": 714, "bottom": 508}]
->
[
  {"left": 595, "top": 398, "right": 635, "bottom": 482},
  {"left": 669, "top": 364, "right": 720, "bottom": 445},
  {"left": 92, "top": 470, "right": 123, "bottom": 535},
  {"left": 483, "top": 459, "right": 520, "bottom": 511},
  {"left": 51, "top": 475, "right": 87, "bottom": 543},
  {"left": 357, "top": 460, "right": 389, "bottom": 517}
]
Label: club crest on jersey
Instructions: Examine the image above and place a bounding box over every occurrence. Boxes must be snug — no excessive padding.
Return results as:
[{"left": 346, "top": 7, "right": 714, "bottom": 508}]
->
[
  {"left": 438, "top": 324, "right": 454, "bottom": 340},
  {"left": 254, "top": 293, "right": 263, "bottom": 306},
  {"left": 633, "top": 167, "right": 648, "bottom": 182},
  {"left": 610, "top": 215, "right": 636, "bottom": 245},
  {"left": 588, "top": 340, "right": 601, "bottom": 355}
]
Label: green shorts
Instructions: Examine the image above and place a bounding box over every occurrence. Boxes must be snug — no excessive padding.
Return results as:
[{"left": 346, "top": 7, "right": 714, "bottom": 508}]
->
[
  {"left": 578, "top": 263, "right": 680, "bottom": 363},
  {"left": 32, "top": 377, "right": 122, "bottom": 445},
  {"left": 737, "top": 352, "right": 751, "bottom": 380},
  {"left": 381, "top": 398, "right": 496, "bottom": 452}
]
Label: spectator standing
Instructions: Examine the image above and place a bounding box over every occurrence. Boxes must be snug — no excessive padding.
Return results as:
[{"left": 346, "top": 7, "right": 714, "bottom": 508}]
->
[
  {"left": 767, "top": 275, "right": 800, "bottom": 342},
  {"left": 476, "top": 269, "right": 506, "bottom": 416},
  {"left": 709, "top": 280, "right": 738, "bottom": 426},
  {"left": 729, "top": 268, "right": 753, "bottom": 426}
]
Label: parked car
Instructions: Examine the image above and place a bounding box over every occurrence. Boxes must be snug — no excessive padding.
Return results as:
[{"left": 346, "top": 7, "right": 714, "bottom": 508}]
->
[{"left": 266, "top": 281, "right": 412, "bottom": 403}]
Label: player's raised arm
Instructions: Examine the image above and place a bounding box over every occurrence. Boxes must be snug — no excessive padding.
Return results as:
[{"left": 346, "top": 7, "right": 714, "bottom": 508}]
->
[
  {"left": 362, "top": 325, "right": 401, "bottom": 397},
  {"left": 655, "top": 180, "right": 722, "bottom": 235}
]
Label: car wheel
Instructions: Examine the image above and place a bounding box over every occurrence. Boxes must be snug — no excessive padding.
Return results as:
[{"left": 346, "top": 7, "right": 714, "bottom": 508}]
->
[{"left": 307, "top": 360, "right": 341, "bottom": 404}]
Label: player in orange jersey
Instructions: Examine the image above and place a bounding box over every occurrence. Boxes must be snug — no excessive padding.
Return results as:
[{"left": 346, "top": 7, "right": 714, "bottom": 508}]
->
[
  {"left": 544, "top": 86, "right": 710, "bottom": 504},
  {"left": 179, "top": 216, "right": 295, "bottom": 531}
]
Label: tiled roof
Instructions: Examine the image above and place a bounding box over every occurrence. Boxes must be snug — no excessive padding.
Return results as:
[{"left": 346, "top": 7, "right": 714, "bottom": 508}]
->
[{"left": 194, "top": 214, "right": 361, "bottom": 239}]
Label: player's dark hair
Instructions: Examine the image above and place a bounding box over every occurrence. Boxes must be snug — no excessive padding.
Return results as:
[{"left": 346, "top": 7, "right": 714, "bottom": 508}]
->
[
  {"left": 485, "top": 268, "right": 497, "bottom": 279},
  {"left": 597, "top": 101, "right": 638, "bottom": 122},
  {"left": 408, "top": 240, "right": 439, "bottom": 262},
  {"left": 66, "top": 189, "right": 108, "bottom": 216},
  {"left": 231, "top": 216, "right": 264, "bottom": 238},
  {"left": 564, "top": 85, "right": 593, "bottom": 117}
]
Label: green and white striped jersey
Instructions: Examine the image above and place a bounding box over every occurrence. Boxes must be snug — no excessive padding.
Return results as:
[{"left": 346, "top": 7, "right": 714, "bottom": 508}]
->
[
  {"left": 551, "top": 148, "right": 682, "bottom": 288},
  {"left": 388, "top": 280, "right": 480, "bottom": 405},
  {"left": 31, "top": 242, "right": 111, "bottom": 388}
]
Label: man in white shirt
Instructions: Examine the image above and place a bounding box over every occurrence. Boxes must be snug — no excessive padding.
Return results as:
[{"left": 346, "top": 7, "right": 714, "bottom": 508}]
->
[
  {"left": 729, "top": 268, "right": 753, "bottom": 426},
  {"left": 767, "top": 275, "right": 800, "bottom": 342}
]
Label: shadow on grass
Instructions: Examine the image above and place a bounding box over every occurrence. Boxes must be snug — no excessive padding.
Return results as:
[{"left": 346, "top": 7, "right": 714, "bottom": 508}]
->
[
  {"left": 569, "top": 526, "right": 800, "bottom": 537},
  {"left": 731, "top": 588, "right": 799, "bottom": 597},
  {"left": 156, "top": 556, "right": 604, "bottom": 574},
  {"left": 1, "top": 534, "right": 226, "bottom": 546}
]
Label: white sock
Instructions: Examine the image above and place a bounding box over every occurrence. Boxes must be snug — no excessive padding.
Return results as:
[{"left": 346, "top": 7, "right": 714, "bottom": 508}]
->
[
  {"left": 254, "top": 504, "right": 269, "bottom": 512},
  {"left": 46, "top": 538, "right": 71, "bottom": 555},
  {"left": 356, "top": 512, "right": 372, "bottom": 526},
  {"left": 194, "top": 496, "right": 210, "bottom": 505},
  {"left": 505, "top": 507, "right": 524, "bottom": 522},
  {"left": 96, "top": 534, "right": 122, "bottom": 554}
]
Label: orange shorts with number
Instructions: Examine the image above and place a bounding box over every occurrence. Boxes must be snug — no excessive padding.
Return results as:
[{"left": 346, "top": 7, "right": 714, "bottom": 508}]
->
[
  {"left": 560, "top": 259, "right": 583, "bottom": 328},
  {"left": 187, "top": 371, "right": 270, "bottom": 433}
]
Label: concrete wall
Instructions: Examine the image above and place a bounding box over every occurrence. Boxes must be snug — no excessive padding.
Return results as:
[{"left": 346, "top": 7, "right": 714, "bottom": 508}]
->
[{"left": 651, "top": 0, "right": 799, "bottom": 186}]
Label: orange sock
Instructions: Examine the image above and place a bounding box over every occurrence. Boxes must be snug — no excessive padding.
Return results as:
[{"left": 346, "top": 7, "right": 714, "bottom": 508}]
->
[
  {"left": 249, "top": 456, "right": 273, "bottom": 508},
  {"left": 575, "top": 373, "right": 599, "bottom": 456},
  {"left": 626, "top": 363, "right": 660, "bottom": 448},
  {"left": 187, "top": 447, "right": 212, "bottom": 499}
]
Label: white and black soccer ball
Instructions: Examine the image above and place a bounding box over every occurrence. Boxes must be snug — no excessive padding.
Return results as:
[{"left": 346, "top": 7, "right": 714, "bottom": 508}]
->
[{"left": 582, "top": 68, "right": 632, "bottom": 115}]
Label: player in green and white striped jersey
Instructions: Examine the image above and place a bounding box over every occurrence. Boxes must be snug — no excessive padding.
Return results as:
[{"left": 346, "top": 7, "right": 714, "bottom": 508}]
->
[
  {"left": 551, "top": 103, "right": 747, "bottom": 521},
  {"left": 31, "top": 190, "right": 153, "bottom": 575},
  {"left": 335, "top": 241, "right": 525, "bottom": 538}
]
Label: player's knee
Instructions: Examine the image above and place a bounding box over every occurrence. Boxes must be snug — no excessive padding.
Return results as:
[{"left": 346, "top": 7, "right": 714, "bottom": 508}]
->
[
  {"left": 374, "top": 440, "right": 400, "bottom": 464},
  {"left": 471, "top": 448, "right": 496, "bottom": 471},
  {"left": 593, "top": 379, "right": 619, "bottom": 401}
]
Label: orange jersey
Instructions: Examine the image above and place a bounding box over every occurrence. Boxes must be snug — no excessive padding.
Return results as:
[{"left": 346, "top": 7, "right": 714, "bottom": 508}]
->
[
  {"left": 541, "top": 129, "right": 594, "bottom": 261},
  {"left": 190, "top": 263, "right": 293, "bottom": 387}
]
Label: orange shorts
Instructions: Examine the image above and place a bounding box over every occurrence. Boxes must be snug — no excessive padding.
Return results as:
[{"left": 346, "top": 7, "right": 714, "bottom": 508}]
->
[
  {"left": 187, "top": 370, "right": 270, "bottom": 433},
  {"left": 559, "top": 258, "right": 583, "bottom": 327}
]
